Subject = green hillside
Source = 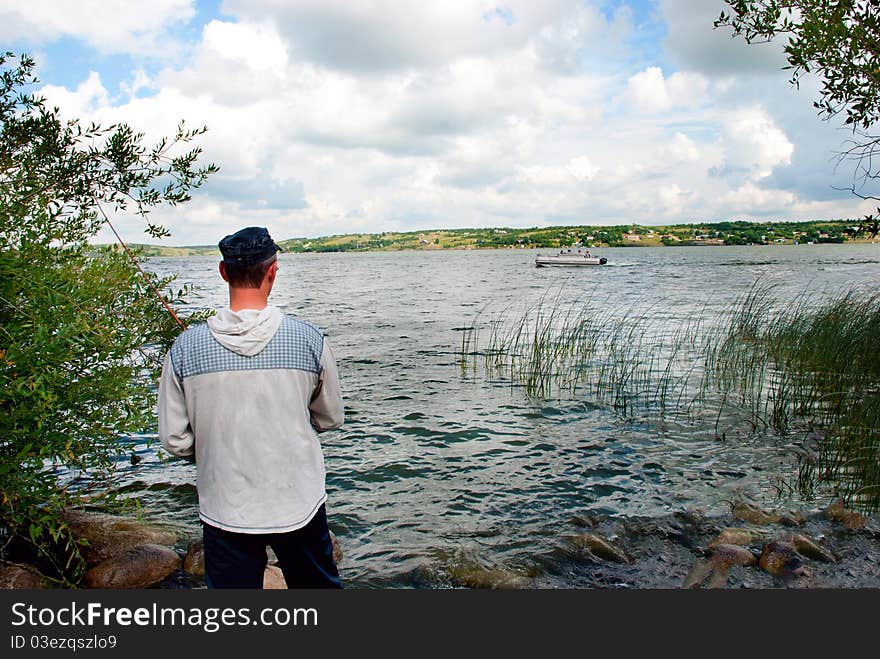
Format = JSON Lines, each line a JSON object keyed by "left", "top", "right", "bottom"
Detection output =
{"left": 277, "top": 219, "right": 867, "bottom": 252}
{"left": 101, "top": 219, "right": 873, "bottom": 256}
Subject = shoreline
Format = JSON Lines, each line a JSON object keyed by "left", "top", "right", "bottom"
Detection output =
{"left": 4, "top": 500, "right": 879, "bottom": 589}
{"left": 115, "top": 239, "right": 880, "bottom": 258}
{"left": 93, "top": 219, "right": 876, "bottom": 256}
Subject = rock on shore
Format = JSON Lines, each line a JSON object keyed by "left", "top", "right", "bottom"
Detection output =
{"left": 184, "top": 539, "right": 205, "bottom": 578}
{"left": 0, "top": 561, "right": 44, "bottom": 589}
{"left": 63, "top": 509, "right": 178, "bottom": 564}
{"left": 82, "top": 544, "right": 181, "bottom": 589}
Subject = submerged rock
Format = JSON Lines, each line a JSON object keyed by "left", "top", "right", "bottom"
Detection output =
{"left": 0, "top": 561, "right": 44, "bottom": 589}
{"left": 435, "top": 548, "right": 532, "bottom": 590}
{"left": 681, "top": 508, "right": 706, "bottom": 525}
{"left": 570, "top": 532, "right": 631, "bottom": 564}
{"left": 82, "top": 544, "right": 181, "bottom": 589}
{"left": 785, "top": 533, "right": 836, "bottom": 563}
{"left": 682, "top": 560, "right": 735, "bottom": 589}
{"left": 732, "top": 502, "right": 800, "bottom": 527}
{"left": 824, "top": 500, "right": 866, "bottom": 530}
{"left": 710, "top": 543, "right": 757, "bottom": 568}
{"left": 448, "top": 564, "right": 531, "bottom": 589}
{"left": 63, "top": 509, "right": 178, "bottom": 565}
{"left": 704, "top": 566, "right": 731, "bottom": 589}
{"left": 708, "top": 528, "right": 762, "bottom": 548}
{"left": 682, "top": 558, "right": 715, "bottom": 589}
{"left": 759, "top": 541, "right": 805, "bottom": 577}
{"left": 682, "top": 544, "right": 755, "bottom": 589}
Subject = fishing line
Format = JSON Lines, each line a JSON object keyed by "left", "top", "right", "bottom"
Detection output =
{"left": 97, "top": 202, "right": 186, "bottom": 331}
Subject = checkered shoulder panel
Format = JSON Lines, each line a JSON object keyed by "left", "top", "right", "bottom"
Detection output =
{"left": 170, "top": 315, "right": 324, "bottom": 380}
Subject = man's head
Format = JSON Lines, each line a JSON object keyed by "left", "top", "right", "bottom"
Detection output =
{"left": 218, "top": 227, "right": 283, "bottom": 289}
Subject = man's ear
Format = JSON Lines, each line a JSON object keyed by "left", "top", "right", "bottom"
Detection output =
{"left": 266, "top": 260, "right": 278, "bottom": 285}
{"left": 219, "top": 261, "right": 229, "bottom": 282}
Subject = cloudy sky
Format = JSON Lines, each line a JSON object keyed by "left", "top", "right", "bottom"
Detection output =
{"left": 1, "top": 0, "right": 873, "bottom": 245}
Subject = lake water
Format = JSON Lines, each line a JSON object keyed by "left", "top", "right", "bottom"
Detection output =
{"left": 128, "top": 244, "right": 880, "bottom": 588}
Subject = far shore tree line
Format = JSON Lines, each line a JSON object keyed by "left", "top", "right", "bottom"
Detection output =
{"left": 274, "top": 220, "right": 863, "bottom": 253}
{"left": 128, "top": 219, "right": 869, "bottom": 256}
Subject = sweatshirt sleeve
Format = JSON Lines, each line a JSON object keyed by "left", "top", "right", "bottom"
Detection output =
{"left": 310, "top": 337, "right": 344, "bottom": 432}
{"left": 157, "top": 351, "right": 195, "bottom": 458}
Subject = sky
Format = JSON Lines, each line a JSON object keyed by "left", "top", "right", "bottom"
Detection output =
{"left": 1, "top": 0, "right": 874, "bottom": 245}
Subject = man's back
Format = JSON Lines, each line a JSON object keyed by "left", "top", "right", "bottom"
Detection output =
{"left": 159, "top": 307, "right": 344, "bottom": 534}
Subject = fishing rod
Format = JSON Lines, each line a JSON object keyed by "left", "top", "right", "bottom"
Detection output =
{"left": 96, "top": 202, "right": 187, "bottom": 331}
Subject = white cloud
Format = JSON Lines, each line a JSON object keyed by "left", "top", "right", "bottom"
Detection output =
{"left": 220, "top": 0, "right": 583, "bottom": 73}
{"left": 720, "top": 107, "right": 794, "bottom": 181}
{"left": 41, "top": 72, "right": 110, "bottom": 117}
{"left": 567, "top": 156, "right": 600, "bottom": 181}
{"left": 717, "top": 182, "right": 797, "bottom": 216}
{"left": 517, "top": 155, "right": 602, "bottom": 190}
{"left": 661, "top": 133, "right": 700, "bottom": 164}
{"left": 654, "top": 183, "right": 693, "bottom": 217}
{"left": 532, "top": 2, "right": 633, "bottom": 74}
{"left": 158, "top": 20, "right": 290, "bottom": 106}
{"left": 624, "top": 67, "right": 709, "bottom": 114}
{"left": 625, "top": 67, "right": 670, "bottom": 113}
{"left": 202, "top": 20, "right": 288, "bottom": 73}
{"left": 0, "top": 0, "right": 195, "bottom": 56}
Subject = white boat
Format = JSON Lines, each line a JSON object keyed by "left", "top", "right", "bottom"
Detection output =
{"left": 535, "top": 246, "right": 607, "bottom": 267}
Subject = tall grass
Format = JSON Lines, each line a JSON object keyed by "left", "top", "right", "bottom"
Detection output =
{"left": 704, "top": 286, "right": 880, "bottom": 511}
{"left": 460, "top": 282, "right": 713, "bottom": 418}
{"left": 458, "top": 282, "right": 880, "bottom": 511}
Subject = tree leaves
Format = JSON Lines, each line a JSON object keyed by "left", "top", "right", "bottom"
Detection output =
{"left": 717, "top": 1, "right": 880, "bottom": 233}
{"left": 0, "top": 52, "right": 215, "bottom": 585}
{"left": 717, "top": 1, "right": 880, "bottom": 132}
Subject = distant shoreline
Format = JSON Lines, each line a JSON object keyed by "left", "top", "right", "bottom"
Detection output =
{"left": 113, "top": 239, "right": 879, "bottom": 257}
{"left": 96, "top": 219, "right": 876, "bottom": 256}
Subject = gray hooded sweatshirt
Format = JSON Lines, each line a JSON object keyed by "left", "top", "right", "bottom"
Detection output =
{"left": 158, "top": 305, "right": 344, "bottom": 534}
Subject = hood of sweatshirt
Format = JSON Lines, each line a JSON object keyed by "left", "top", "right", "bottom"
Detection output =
{"left": 206, "top": 305, "right": 283, "bottom": 356}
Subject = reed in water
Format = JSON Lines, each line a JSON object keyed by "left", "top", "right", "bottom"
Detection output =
{"left": 458, "top": 282, "right": 880, "bottom": 511}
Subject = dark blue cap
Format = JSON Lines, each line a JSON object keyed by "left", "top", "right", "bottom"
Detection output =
{"left": 219, "top": 227, "right": 283, "bottom": 266}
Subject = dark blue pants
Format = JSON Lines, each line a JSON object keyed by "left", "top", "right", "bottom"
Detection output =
{"left": 202, "top": 504, "right": 342, "bottom": 589}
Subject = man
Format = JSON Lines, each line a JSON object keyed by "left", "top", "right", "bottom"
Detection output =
{"left": 158, "top": 226, "right": 344, "bottom": 588}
